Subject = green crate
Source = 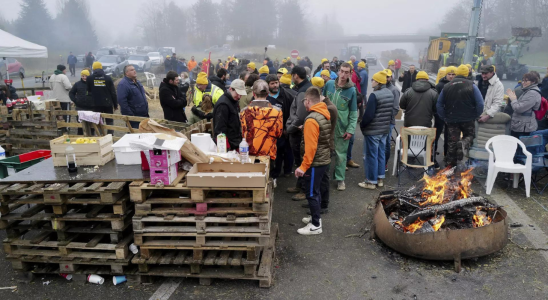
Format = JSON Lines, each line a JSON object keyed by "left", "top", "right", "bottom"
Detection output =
{"left": 0, "top": 151, "right": 51, "bottom": 179}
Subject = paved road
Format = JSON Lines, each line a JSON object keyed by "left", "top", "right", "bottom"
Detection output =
{"left": 0, "top": 62, "right": 547, "bottom": 300}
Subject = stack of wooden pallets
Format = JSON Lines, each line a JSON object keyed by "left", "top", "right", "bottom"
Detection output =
{"left": 127, "top": 175, "right": 277, "bottom": 287}
{"left": 0, "top": 181, "right": 135, "bottom": 276}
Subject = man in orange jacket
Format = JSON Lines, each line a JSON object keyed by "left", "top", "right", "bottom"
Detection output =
{"left": 295, "top": 86, "right": 331, "bottom": 235}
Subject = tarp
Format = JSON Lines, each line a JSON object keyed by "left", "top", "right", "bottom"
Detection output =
{"left": 0, "top": 29, "right": 48, "bottom": 58}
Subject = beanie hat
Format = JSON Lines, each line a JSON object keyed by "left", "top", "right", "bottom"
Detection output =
{"left": 446, "top": 66, "right": 457, "bottom": 75}
{"left": 321, "top": 58, "right": 328, "bottom": 63}
{"left": 196, "top": 72, "right": 209, "bottom": 85}
{"left": 384, "top": 69, "right": 393, "bottom": 77}
{"left": 437, "top": 67, "right": 447, "bottom": 77}
{"left": 203, "top": 58, "right": 207, "bottom": 62}
{"left": 388, "top": 60, "right": 395, "bottom": 66}
{"left": 358, "top": 61, "right": 366, "bottom": 68}
{"left": 372, "top": 71, "right": 388, "bottom": 85}
{"left": 166, "top": 55, "right": 171, "bottom": 59}
{"left": 297, "top": 56, "right": 301, "bottom": 60}
{"left": 311, "top": 77, "right": 325, "bottom": 88}
{"left": 282, "top": 59, "right": 287, "bottom": 63}
{"left": 286, "top": 57, "right": 291, "bottom": 60}
{"left": 456, "top": 65, "right": 469, "bottom": 77}
{"left": 280, "top": 73, "right": 292, "bottom": 85}
{"left": 259, "top": 65, "right": 269, "bottom": 74}
{"left": 347, "top": 61, "right": 354, "bottom": 69}
{"left": 57, "top": 64, "right": 66, "bottom": 71}
{"left": 277, "top": 68, "right": 288, "bottom": 74}
{"left": 416, "top": 71, "right": 429, "bottom": 80}
{"left": 465, "top": 64, "right": 472, "bottom": 69}
{"left": 320, "top": 70, "right": 330, "bottom": 77}
{"left": 92, "top": 61, "right": 102, "bottom": 70}
{"left": 247, "top": 62, "right": 256, "bottom": 70}
{"left": 81, "top": 70, "right": 90, "bottom": 76}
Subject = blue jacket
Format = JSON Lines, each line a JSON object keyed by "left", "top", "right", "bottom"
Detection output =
{"left": 260, "top": 73, "right": 268, "bottom": 80}
{"left": 177, "top": 61, "right": 188, "bottom": 74}
{"left": 117, "top": 76, "right": 149, "bottom": 117}
{"left": 437, "top": 81, "right": 484, "bottom": 122}
{"left": 314, "top": 70, "right": 338, "bottom": 80}
{"left": 359, "top": 69, "right": 368, "bottom": 96}
{"left": 267, "top": 61, "right": 276, "bottom": 74}
{"left": 541, "top": 77, "right": 548, "bottom": 99}
{"left": 67, "top": 55, "right": 77, "bottom": 65}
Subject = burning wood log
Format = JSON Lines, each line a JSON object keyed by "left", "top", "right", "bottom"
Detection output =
{"left": 402, "top": 197, "right": 496, "bottom": 225}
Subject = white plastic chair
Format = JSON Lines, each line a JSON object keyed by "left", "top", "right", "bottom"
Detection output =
{"left": 392, "top": 126, "right": 429, "bottom": 176}
{"left": 144, "top": 72, "right": 156, "bottom": 88}
{"left": 485, "top": 135, "right": 532, "bottom": 197}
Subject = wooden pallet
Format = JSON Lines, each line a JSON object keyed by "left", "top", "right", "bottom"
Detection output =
{"left": 6, "top": 254, "right": 134, "bottom": 275}
{"left": 0, "top": 181, "right": 128, "bottom": 205}
{"left": 128, "top": 223, "right": 277, "bottom": 288}
{"left": 3, "top": 231, "right": 133, "bottom": 260}
{"left": 129, "top": 181, "right": 272, "bottom": 205}
{"left": 0, "top": 204, "right": 133, "bottom": 231}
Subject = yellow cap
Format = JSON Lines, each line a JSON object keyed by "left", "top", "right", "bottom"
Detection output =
{"left": 81, "top": 70, "right": 90, "bottom": 76}
{"left": 437, "top": 67, "right": 447, "bottom": 77}
{"left": 280, "top": 73, "right": 292, "bottom": 85}
{"left": 196, "top": 72, "right": 208, "bottom": 85}
{"left": 311, "top": 77, "right": 325, "bottom": 88}
{"left": 446, "top": 66, "right": 457, "bottom": 75}
{"left": 384, "top": 69, "right": 393, "bottom": 77}
{"left": 282, "top": 59, "right": 287, "bottom": 63}
{"left": 465, "top": 64, "right": 472, "bottom": 69}
{"left": 320, "top": 70, "right": 330, "bottom": 77}
{"left": 228, "top": 56, "right": 231, "bottom": 59}
{"left": 277, "top": 68, "right": 288, "bottom": 74}
{"left": 259, "top": 65, "right": 269, "bottom": 74}
{"left": 92, "top": 61, "right": 102, "bottom": 70}
{"left": 321, "top": 58, "right": 328, "bottom": 63}
{"left": 247, "top": 62, "right": 256, "bottom": 70}
{"left": 166, "top": 55, "right": 171, "bottom": 58}
{"left": 373, "top": 71, "right": 388, "bottom": 85}
{"left": 297, "top": 56, "right": 301, "bottom": 60}
{"left": 347, "top": 61, "right": 353, "bottom": 69}
{"left": 358, "top": 61, "right": 366, "bottom": 68}
{"left": 388, "top": 60, "right": 395, "bottom": 66}
{"left": 416, "top": 71, "right": 429, "bottom": 80}
{"left": 203, "top": 58, "right": 207, "bottom": 62}
{"left": 287, "top": 57, "right": 291, "bottom": 60}
{"left": 456, "top": 64, "right": 469, "bottom": 77}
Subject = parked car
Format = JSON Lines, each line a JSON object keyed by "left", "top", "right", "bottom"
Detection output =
{"left": 222, "top": 44, "right": 231, "bottom": 51}
{"left": 114, "top": 48, "right": 129, "bottom": 61}
{"left": 76, "top": 55, "right": 85, "bottom": 68}
{"left": 158, "top": 48, "right": 172, "bottom": 60}
{"left": 100, "top": 55, "right": 125, "bottom": 75}
{"left": 96, "top": 48, "right": 113, "bottom": 60}
{"left": 0, "top": 58, "right": 25, "bottom": 80}
{"left": 147, "top": 52, "right": 163, "bottom": 65}
{"left": 127, "top": 55, "right": 152, "bottom": 72}
{"left": 365, "top": 54, "right": 377, "bottom": 66}
{"left": 204, "top": 45, "right": 220, "bottom": 53}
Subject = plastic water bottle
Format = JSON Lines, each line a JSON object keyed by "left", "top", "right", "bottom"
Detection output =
{"left": 0, "top": 145, "right": 5, "bottom": 160}
{"left": 239, "top": 139, "right": 249, "bottom": 164}
{"left": 65, "top": 145, "right": 78, "bottom": 173}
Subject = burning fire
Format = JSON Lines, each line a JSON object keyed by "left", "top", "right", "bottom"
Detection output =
{"left": 419, "top": 167, "right": 475, "bottom": 207}
{"left": 459, "top": 168, "right": 474, "bottom": 199}
{"left": 473, "top": 207, "right": 492, "bottom": 227}
{"left": 395, "top": 215, "right": 446, "bottom": 233}
{"left": 431, "top": 215, "right": 445, "bottom": 231}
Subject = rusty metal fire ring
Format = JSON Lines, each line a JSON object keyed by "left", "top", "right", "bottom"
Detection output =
{"left": 372, "top": 201, "right": 509, "bottom": 272}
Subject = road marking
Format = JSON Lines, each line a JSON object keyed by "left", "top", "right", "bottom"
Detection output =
{"left": 477, "top": 177, "right": 548, "bottom": 262}
{"left": 148, "top": 278, "right": 181, "bottom": 300}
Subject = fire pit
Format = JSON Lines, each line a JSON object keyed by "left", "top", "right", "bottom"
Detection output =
{"left": 371, "top": 168, "right": 508, "bottom": 272}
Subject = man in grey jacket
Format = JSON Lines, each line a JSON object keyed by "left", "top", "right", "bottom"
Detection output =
{"left": 49, "top": 65, "right": 72, "bottom": 123}
{"left": 478, "top": 65, "right": 505, "bottom": 123}
{"left": 384, "top": 69, "right": 400, "bottom": 171}
{"left": 399, "top": 71, "right": 438, "bottom": 128}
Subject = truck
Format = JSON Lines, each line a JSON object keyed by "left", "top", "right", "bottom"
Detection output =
{"left": 420, "top": 32, "right": 483, "bottom": 73}
{"left": 340, "top": 46, "right": 361, "bottom": 61}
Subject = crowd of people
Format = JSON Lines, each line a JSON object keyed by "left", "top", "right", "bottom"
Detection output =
{"left": 5, "top": 48, "right": 547, "bottom": 237}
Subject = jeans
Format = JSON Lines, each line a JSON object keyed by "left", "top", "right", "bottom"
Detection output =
{"left": 289, "top": 132, "right": 305, "bottom": 192}
{"left": 303, "top": 165, "right": 329, "bottom": 227}
{"left": 363, "top": 134, "right": 388, "bottom": 184}
{"left": 272, "top": 135, "right": 294, "bottom": 179}
{"left": 347, "top": 134, "right": 355, "bottom": 161}
{"left": 320, "top": 164, "right": 330, "bottom": 208}
{"left": 385, "top": 124, "right": 395, "bottom": 168}
{"left": 69, "top": 64, "right": 75, "bottom": 76}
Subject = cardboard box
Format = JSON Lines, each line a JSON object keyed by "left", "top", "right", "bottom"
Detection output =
{"left": 149, "top": 149, "right": 181, "bottom": 168}
{"left": 150, "top": 163, "right": 178, "bottom": 185}
{"left": 50, "top": 135, "right": 114, "bottom": 167}
{"left": 187, "top": 162, "right": 268, "bottom": 188}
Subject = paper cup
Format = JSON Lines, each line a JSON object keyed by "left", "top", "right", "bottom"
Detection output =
{"left": 129, "top": 243, "right": 139, "bottom": 254}
{"left": 113, "top": 275, "right": 127, "bottom": 285}
{"left": 59, "top": 273, "right": 73, "bottom": 280}
{"left": 87, "top": 274, "right": 104, "bottom": 285}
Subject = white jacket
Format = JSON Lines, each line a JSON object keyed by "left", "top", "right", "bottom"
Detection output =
{"left": 483, "top": 73, "right": 505, "bottom": 117}
{"left": 49, "top": 72, "right": 72, "bottom": 103}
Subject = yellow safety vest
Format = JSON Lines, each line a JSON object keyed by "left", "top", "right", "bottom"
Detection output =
{"left": 193, "top": 85, "right": 224, "bottom": 106}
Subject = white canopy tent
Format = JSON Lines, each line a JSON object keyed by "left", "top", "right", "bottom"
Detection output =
{"left": 0, "top": 29, "right": 48, "bottom": 80}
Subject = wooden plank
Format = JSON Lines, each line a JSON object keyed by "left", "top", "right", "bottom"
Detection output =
{"left": 21, "top": 204, "right": 46, "bottom": 218}
{"left": 85, "top": 235, "right": 104, "bottom": 248}
{"left": 204, "top": 250, "right": 218, "bottom": 265}
{"left": 85, "top": 183, "right": 104, "bottom": 191}
{"left": 9, "top": 128, "right": 61, "bottom": 137}
{"left": 216, "top": 251, "right": 230, "bottom": 266}
{"left": 68, "top": 183, "right": 87, "bottom": 192}
{"left": 104, "top": 182, "right": 126, "bottom": 192}
{"left": 159, "top": 251, "right": 177, "bottom": 265}
{"left": 6, "top": 183, "right": 29, "bottom": 193}
{"left": 230, "top": 251, "right": 244, "bottom": 266}
{"left": 85, "top": 205, "right": 105, "bottom": 218}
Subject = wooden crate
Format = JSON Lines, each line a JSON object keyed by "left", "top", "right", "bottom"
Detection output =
{"left": 49, "top": 134, "right": 114, "bottom": 166}
{"left": 127, "top": 223, "right": 278, "bottom": 288}
{"left": 6, "top": 255, "right": 134, "bottom": 275}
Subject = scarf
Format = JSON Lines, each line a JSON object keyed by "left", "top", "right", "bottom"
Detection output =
{"left": 54, "top": 70, "right": 63, "bottom": 75}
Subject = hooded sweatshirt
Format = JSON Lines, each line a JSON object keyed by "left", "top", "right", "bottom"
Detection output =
{"left": 300, "top": 102, "right": 332, "bottom": 172}
{"left": 399, "top": 80, "right": 438, "bottom": 127}
{"left": 49, "top": 70, "right": 72, "bottom": 103}
{"left": 322, "top": 77, "right": 358, "bottom": 136}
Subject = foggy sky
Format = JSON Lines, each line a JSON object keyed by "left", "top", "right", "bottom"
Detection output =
{"left": 3, "top": 0, "right": 457, "bottom": 45}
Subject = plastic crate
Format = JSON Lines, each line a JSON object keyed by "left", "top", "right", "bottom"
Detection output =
{"left": 0, "top": 150, "right": 51, "bottom": 179}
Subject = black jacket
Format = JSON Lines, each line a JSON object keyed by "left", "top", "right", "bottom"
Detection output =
{"left": 159, "top": 79, "right": 187, "bottom": 123}
{"left": 191, "top": 106, "right": 213, "bottom": 121}
{"left": 292, "top": 78, "right": 312, "bottom": 94}
{"left": 398, "top": 70, "right": 417, "bottom": 93}
{"left": 87, "top": 69, "right": 117, "bottom": 108}
{"left": 441, "top": 76, "right": 479, "bottom": 123}
{"left": 435, "top": 77, "right": 450, "bottom": 94}
{"left": 267, "top": 87, "right": 297, "bottom": 131}
{"left": 400, "top": 80, "right": 438, "bottom": 127}
{"left": 208, "top": 75, "right": 226, "bottom": 93}
{"left": 69, "top": 80, "right": 94, "bottom": 109}
{"left": 213, "top": 92, "right": 242, "bottom": 151}
{"left": 171, "top": 57, "right": 177, "bottom": 71}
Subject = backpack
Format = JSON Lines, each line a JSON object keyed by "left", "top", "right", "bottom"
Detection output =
{"left": 532, "top": 89, "right": 548, "bottom": 120}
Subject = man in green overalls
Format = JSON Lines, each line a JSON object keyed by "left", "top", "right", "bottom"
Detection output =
{"left": 322, "top": 62, "right": 358, "bottom": 191}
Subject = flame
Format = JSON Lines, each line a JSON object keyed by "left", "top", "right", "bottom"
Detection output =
{"left": 431, "top": 215, "right": 446, "bottom": 231}
{"left": 420, "top": 168, "right": 449, "bottom": 206}
{"left": 473, "top": 207, "right": 492, "bottom": 227}
{"left": 395, "top": 218, "right": 427, "bottom": 233}
{"left": 459, "top": 168, "right": 474, "bottom": 199}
